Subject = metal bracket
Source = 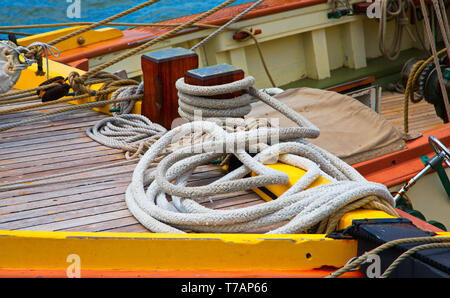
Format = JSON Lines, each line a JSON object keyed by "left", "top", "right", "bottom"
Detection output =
{"left": 421, "top": 154, "right": 450, "bottom": 199}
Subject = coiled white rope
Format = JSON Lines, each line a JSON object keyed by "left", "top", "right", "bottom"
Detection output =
{"left": 86, "top": 113, "right": 167, "bottom": 160}
{"left": 110, "top": 82, "right": 144, "bottom": 115}
{"left": 123, "top": 77, "right": 397, "bottom": 234}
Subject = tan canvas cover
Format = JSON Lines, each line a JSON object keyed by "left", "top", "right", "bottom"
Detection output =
{"left": 246, "top": 87, "right": 406, "bottom": 165}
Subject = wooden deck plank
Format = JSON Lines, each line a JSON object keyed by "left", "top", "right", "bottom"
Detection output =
{"left": 379, "top": 91, "right": 443, "bottom": 133}
{"left": 0, "top": 89, "right": 445, "bottom": 234}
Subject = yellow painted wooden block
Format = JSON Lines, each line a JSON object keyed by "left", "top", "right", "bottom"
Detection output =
{"left": 251, "top": 163, "right": 330, "bottom": 202}
{"left": 251, "top": 162, "right": 398, "bottom": 231}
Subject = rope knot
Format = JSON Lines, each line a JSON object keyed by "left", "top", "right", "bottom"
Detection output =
{"left": 24, "top": 46, "right": 44, "bottom": 76}
{"left": 67, "top": 71, "right": 94, "bottom": 95}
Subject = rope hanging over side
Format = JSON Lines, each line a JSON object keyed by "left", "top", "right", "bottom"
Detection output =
{"left": 378, "top": 0, "right": 427, "bottom": 61}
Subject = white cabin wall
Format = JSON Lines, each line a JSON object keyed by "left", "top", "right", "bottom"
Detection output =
{"left": 245, "top": 34, "right": 307, "bottom": 88}
{"left": 87, "top": 2, "right": 437, "bottom": 86}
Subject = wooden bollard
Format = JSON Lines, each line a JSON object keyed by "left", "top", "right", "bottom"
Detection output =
{"left": 141, "top": 47, "right": 198, "bottom": 129}
{"left": 184, "top": 64, "right": 244, "bottom": 99}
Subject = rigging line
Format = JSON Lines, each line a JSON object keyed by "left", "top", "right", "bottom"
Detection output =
{"left": 26, "top": 42, "right": 61, "bottom": 80}
{"left": 190, "top": 0, "right": 266, "bottom": 51}
{"left": 419, "top": 0, "right": 450, "bottom": 121}
{"left": 78, "top": 0, "right": 238, "bottom": 83}
{"left": 381, "top": 242, "right": 450, "bottom": 278}
{"left": 0, "top": 94, "right": 142, "bottom": 132}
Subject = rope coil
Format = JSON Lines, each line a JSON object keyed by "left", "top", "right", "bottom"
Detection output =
{"left": 122, "top": 76, "right": 397, "bottom": 234}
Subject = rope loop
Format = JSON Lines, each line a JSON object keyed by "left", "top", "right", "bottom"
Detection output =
{"left": 113, "top": 77, "right": 397, "bottom": 234}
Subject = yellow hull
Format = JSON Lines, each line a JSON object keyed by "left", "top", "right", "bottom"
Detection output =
{"left": 4, "top": 1, "right": 450, "bottom": 278}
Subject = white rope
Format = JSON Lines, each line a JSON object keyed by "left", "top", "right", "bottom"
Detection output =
{"left": 27, "top": 42, "right": 61, "bottom": 80}
{"left": 110, "top": 82, "right": 144, "bottom": 115}
{"left": 86, "top": 113, "right": 167, "bottom": 160}
{"left": 124, "top": 77, "right": 396, "bottom": 234}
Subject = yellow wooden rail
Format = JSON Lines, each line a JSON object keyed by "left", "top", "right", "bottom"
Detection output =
{"left": 17, "top": 26, "right": 123, "bottom": 52}
{"left": 0, "top": 230, "right": 356, "bottom": 274}
{"left": 14, "top": 58, "right": 142, "bottom": 115}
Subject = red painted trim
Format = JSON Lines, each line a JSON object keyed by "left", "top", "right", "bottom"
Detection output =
{"left": 67, "top": 58, "right": 89, "bottom": 71}
{"left": 396, "top": 209, "right": 445, "bottom": 233}
{"left": 352, "top": 123, "right": 450, "bottom": 187}
{"left": 326, "top": 76, "right": 375, "bottom": 93}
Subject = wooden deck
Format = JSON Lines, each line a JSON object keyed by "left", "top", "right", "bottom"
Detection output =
{"left": 380, "top": 91, "right": 443, "bottom": 134}
{"left": 0, "top": 99, "right": 264, "bottom": 233}
{"left": 0, "top": 91, "right": 444, "bottom": 233}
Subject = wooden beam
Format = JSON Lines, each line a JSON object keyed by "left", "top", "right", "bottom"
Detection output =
{"left": 304, "top": 29, "right": 330, "bottom": 80}
{"left": 342, "top": 20, "right": 367, "bottom": 69}
{"left": 141, "top": 47, "right": 198, "bottom": 129}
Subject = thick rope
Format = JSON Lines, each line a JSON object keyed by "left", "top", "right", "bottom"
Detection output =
{"left": 176, "top": 76, "right": 258, "bottom": 121}
{"left": 0, "top": 94, "right": 142, "bottom": 131}
{"left": 402, "top": 48, "right": 447, "bottom": 136}
{"left": 123, "top": 76, "right": 396, "bottom": 234}
{"left": 86, "top": 113, "right": 168, "bottom": 160}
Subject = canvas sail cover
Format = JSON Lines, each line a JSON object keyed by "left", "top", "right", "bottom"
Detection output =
{"left": 247, "top": 87, "right": 406, "bottom": 165}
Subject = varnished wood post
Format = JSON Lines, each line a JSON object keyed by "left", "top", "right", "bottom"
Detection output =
{"left": 184, "top": 64, "right": 244, "bottom": 99}
{"left": 141, "top": 47, "right": 198, "bottom": 129}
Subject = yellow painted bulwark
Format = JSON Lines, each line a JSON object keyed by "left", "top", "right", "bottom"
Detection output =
{"left": 14, "top": 59, "right": 141, "bottom": 115}
{"left": 0, "top": 230, "right": 356, "bottom": 272}
{"left": 17, "top": 26, "right": 124, "bottom": 52}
